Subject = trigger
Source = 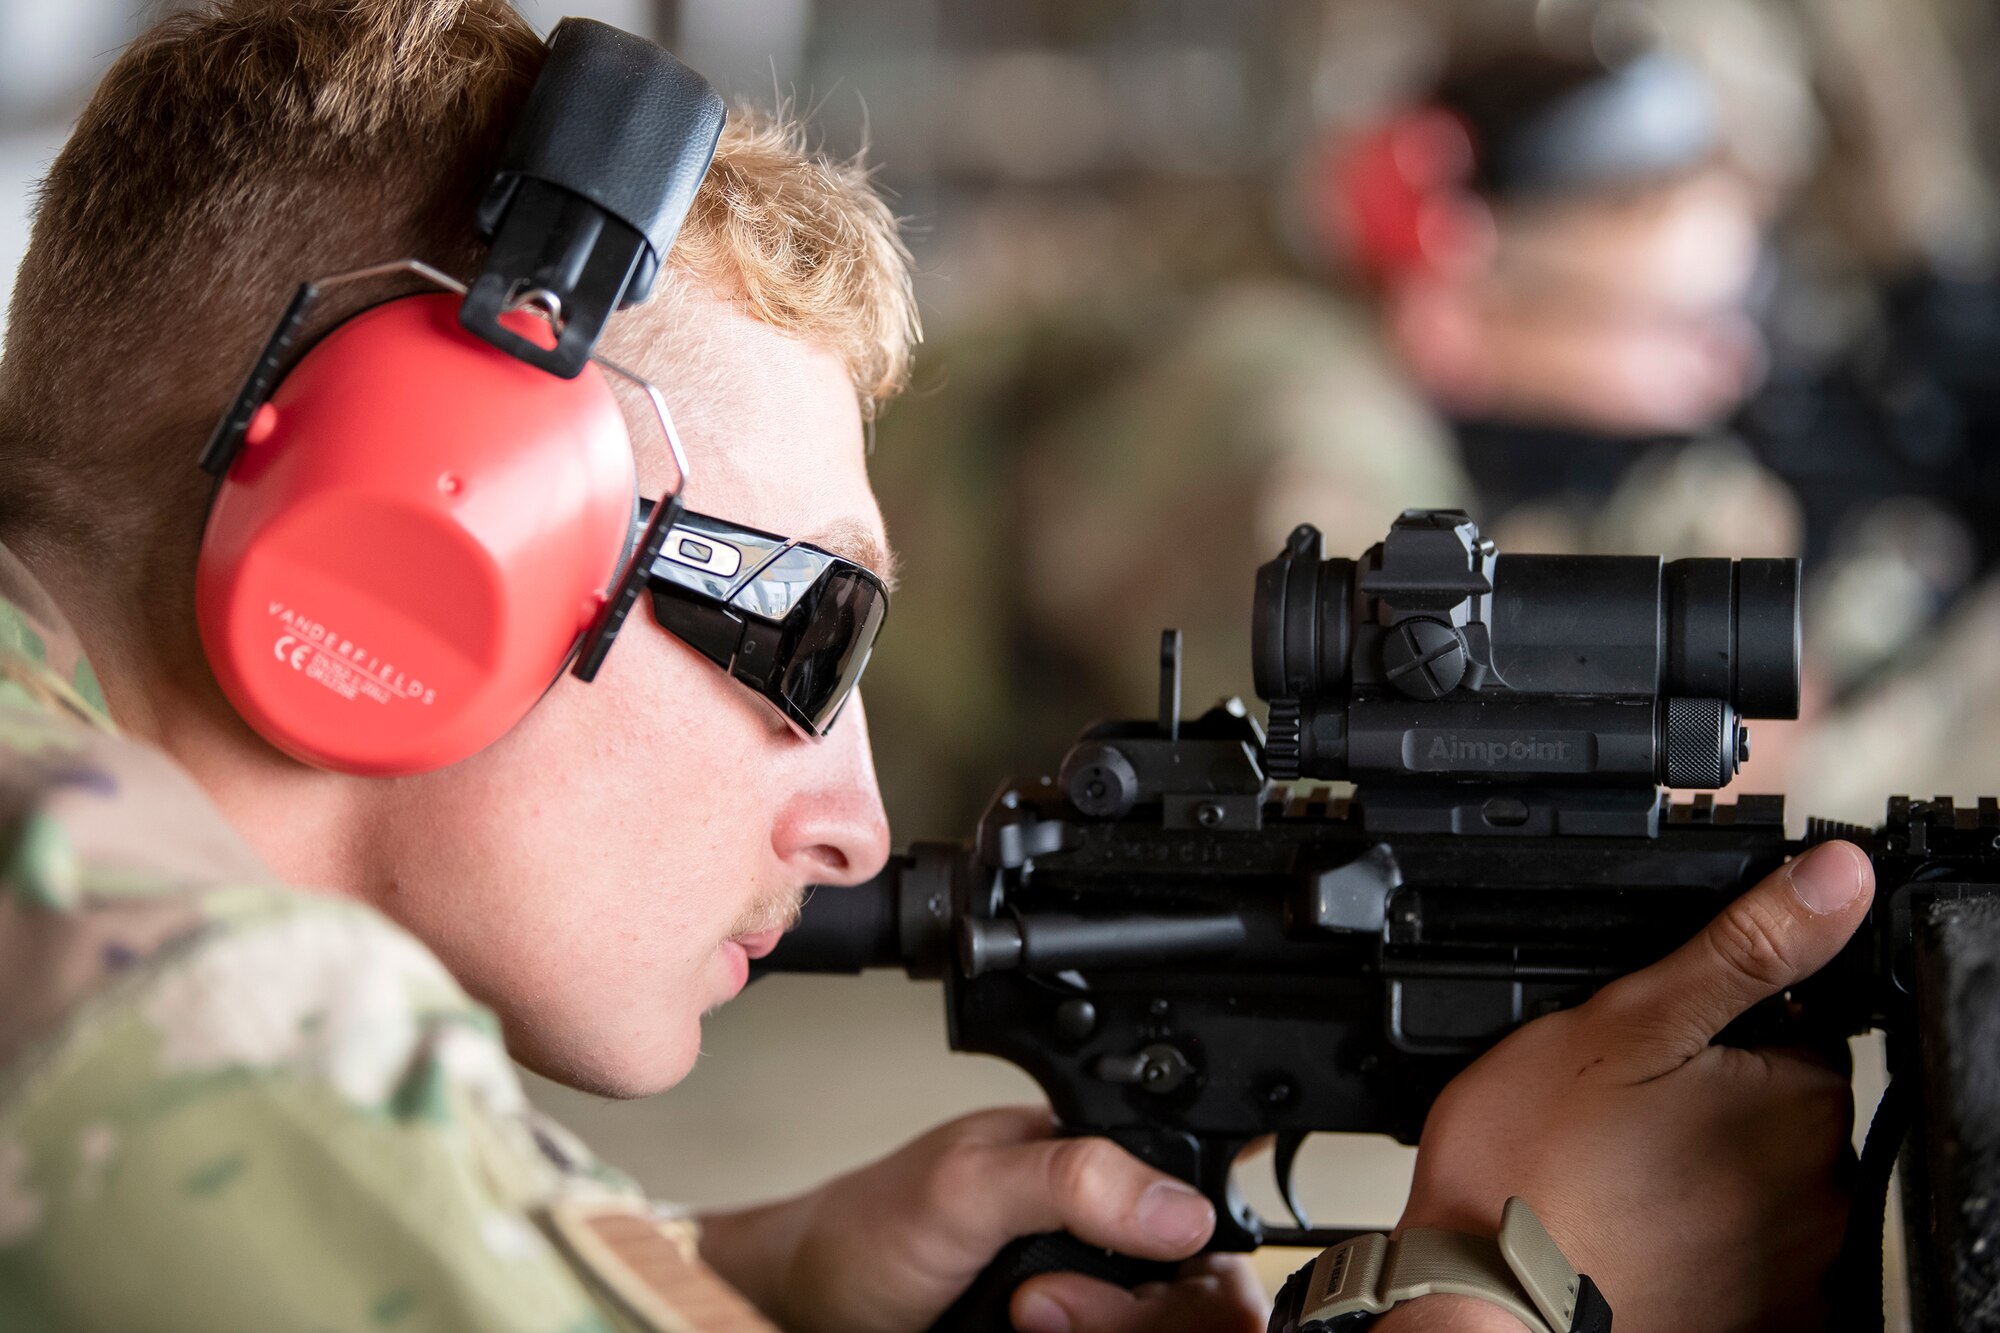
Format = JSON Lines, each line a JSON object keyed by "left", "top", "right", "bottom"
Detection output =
{"left": 1274, "top": 1131, "right": 1310, "bottom": 1231}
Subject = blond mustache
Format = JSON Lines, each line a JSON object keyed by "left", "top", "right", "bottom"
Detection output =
{"left": 727, "top": 883, "right": 809, "bottom": 940}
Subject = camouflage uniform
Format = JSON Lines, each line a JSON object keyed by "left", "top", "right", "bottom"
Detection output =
{"left": 0, "top": 543, "right": 769, "bottom": 1331}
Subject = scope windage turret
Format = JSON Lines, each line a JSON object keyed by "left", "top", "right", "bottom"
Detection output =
{"left": 1253, "top": 510, "right": 1800, "bottom": 788}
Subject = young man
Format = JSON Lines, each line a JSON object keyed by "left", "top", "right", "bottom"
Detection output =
{"left": 868, "top": 48, "right": 1810, "bottom": 830}
{"left": 0, "top": 4, "right": 1873, "bottom": 1331}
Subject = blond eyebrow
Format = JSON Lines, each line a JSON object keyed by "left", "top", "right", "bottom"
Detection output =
{"left": 804, "top": 518, "right": 900, "bottom": 591}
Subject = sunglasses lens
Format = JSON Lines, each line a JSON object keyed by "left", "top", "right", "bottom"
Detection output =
{"left": 773, "top": 568, "right": 886, "bottom": 733}
{"left": 647, "top": 505, "right": 890, "bottom": 737}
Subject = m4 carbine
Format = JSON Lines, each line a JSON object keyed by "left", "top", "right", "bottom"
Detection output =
{"left": 755, "top": 510, "right": 2000, "bottom": 1333}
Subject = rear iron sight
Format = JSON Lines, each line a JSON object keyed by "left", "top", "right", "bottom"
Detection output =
{"left": 1253, "top": 510, "right": 1800, "bottom": 789}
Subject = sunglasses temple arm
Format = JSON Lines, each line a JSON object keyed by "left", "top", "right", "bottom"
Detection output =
{"left": 572, "top": 490, "right": 684, "bottom": 683}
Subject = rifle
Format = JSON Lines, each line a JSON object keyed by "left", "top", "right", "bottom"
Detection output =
{"left": 754, "top": 509, "right": 2000, "bottom": 1332}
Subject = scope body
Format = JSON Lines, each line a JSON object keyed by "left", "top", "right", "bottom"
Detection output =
{"left": 1255, "top": 510, "right": 1800, "bottom": 789}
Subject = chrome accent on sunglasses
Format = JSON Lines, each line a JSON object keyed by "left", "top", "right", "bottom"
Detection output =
{"left": 663, "top": 527, "right": 744, "bottom": 579}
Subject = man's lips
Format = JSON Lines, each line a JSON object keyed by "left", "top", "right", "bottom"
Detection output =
{"left": 731, "top": 928, "right": 785, "bottom": 961}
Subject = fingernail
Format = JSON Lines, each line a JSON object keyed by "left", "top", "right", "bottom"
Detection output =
{"left": 1789, "top": 843, "right": 1864, "bottom": 916}
{"left": 1137, "top": 1179, "right": 1213, "bottom": 1248}
{"left": 1015, "top": 1291, "right": 1071, "bottom": 1333}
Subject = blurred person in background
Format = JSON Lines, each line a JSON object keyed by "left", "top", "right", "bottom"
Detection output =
{"left": 870, "top": 0, "right": 2000, "bottom": 841}
{"left": 1024, "top": 42, "right": 1800, "bottom": 714}
{"left": 871, "top": 34, "right": 1808, "bottom": 840}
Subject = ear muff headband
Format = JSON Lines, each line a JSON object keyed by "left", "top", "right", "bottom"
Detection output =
{"left": 196, "top": 18, "right": 720, "bottom": 776}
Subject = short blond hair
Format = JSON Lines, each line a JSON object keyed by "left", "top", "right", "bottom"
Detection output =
{"left": 0, "top": 0, "right": 916, "bottom": 589}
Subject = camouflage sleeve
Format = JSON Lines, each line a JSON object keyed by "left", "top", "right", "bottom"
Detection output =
{"left": 0, "top": 545, "right": 112, "bottom": 727}
{"left": 0, "top": 543, "right": 771, "bottom": 1332}
{"left": 0, "top": 889, "right": 675, "bottom": 1333}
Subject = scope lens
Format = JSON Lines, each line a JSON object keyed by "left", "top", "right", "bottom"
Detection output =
{"left": 1252, "top": 527, "right": 1354, "bottom": 702}
{"left": 1662, "top": 557, "right": 1800, "bottom": 720}
{"left": 1732, "top": 558, "right": 1801, "bottom": 719}
{"left": 1251, "top": 547, "right": 1296, "bottom": 702}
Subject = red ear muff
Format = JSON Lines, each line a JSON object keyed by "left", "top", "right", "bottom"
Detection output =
{"left": 1313, "top": 107, "right": 1491, "bottom": 282}
{"left": 196, "top": 292, "right": 636, "bottom": 776}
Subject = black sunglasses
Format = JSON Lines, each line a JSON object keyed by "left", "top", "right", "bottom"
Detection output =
{"left": 634, "top": 499, "right": 888, "bottom": 737}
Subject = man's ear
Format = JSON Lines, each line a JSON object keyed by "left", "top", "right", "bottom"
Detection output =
{"left": 1383, "top": 272, "right": 1495, "bottom": 416}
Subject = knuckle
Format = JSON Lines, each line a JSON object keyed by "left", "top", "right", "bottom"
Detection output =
{"left": 1705, "top": 897, "right": 1798, "bottom": 993}
{"left": 1045, "top": 1137, "right": 1125, "bottom": 1209}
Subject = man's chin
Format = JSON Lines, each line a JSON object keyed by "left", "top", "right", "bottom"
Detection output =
{"left": 510, "top": 1015, "right": 703, "bottom": 1100}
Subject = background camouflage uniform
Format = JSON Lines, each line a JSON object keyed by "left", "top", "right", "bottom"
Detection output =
{"left": 0, "top": 542, "right": 769, "bottom": 1332}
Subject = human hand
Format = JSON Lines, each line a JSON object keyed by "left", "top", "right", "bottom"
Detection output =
{"left": 1383, "top": 840, "right": 1873, "bottom": 1333}
{"left": 697, "top": 1106, "right": 1266, "bottom": 1333}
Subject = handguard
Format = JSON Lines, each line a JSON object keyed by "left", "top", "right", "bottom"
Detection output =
{"left": 1267, "top": 1197, "right": 1613, "bottom": 1332}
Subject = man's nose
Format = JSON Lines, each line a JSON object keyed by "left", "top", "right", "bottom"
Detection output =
{"left": 770, "top": 693, "right": 892, "bottom": 886}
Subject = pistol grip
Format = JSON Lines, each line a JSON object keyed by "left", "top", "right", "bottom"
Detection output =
{"left": 928, "top": 1233, "right": 1177, "bottom": 1333}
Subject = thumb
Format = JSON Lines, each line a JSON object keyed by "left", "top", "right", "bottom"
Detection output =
{"left": 1589, "top": 839, "right": 1873, "bottom": 1073}
{"left": 969, "top": 1136, "right": 1216, "bottom": 1264}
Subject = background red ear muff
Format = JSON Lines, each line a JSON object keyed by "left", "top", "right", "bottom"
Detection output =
{"left": 1312, "top": 107, "right": 1492, "bottom": 282}
{"left": 195, "top": 291, "right": 637, "bottom": 776}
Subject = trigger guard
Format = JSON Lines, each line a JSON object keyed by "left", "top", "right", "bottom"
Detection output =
{"left": 1274, "top": 1131, "right": 1312, "bottom": 1231}
{"left": 1089, "top": 1124, "right": 1264, "bottom": 1250}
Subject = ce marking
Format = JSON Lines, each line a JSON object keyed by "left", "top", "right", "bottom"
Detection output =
{"left": 273, "top": 635, "right": 311, "bottom": 670}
